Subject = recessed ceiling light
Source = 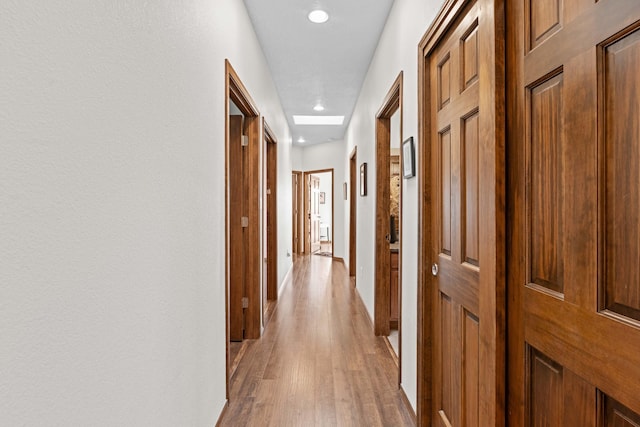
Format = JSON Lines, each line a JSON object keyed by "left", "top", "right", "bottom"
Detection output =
{"left": 308, "top": 10, "right": 329, "bottom": 24}
{"left": 313, "top": 104, "right": 325, "bottom": 112}
{"left": 293, "top": 115, "right": 344, "bottom": 125}
{"left": 298, "top": 137, "right": 306, "bottom": 143}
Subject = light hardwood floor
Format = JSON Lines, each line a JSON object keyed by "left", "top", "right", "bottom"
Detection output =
{"left": 219, "top": 255, "right": 415, "bottom": 426}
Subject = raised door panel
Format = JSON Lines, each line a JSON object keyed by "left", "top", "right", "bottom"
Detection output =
{"left": 507, "top": 0, "right": 640, "bottom": 425}
{"left": 529, "top": 74, "right": 564, "bottom": 295}
{"left": 440, "top": 128, "right": 453, "bottom": 256}
{"left": 603, "top": 28, "right": 640, "bottom": 322}
{"left": 463, "top": 111, "right": 479, "bottom": 266}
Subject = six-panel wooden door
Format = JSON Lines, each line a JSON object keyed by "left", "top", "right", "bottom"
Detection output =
{"left": 507, "top": 0, "right": 640, "bottom": 424}
{"left": 428, "top": 0, "right": 505, "bottom": 426}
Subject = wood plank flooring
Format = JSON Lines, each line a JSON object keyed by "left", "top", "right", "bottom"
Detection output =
{"left": 219, "top": 255, "right": 416, "bottom": 427}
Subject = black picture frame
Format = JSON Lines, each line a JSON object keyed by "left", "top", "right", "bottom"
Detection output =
{"left": 402, "top": 136, "right": 415, "bottom": 179}
{"left": 360, "top": 163, "right": 367, "bottom": 196}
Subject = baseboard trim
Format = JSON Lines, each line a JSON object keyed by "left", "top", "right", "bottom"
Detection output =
{"left": 278, "top": 262, "right": 294, "bottom": 300}
{"left": 333, "top": 256, "right": 345, "bottom": 264}
{"left": 215, "top": 400, "right": 229, "bottom": 427}
{"left": 399, "top": 385, "right": 417, "bottom": 424}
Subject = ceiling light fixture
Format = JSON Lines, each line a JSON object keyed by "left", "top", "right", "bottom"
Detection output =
{"left": 308, "top": 10, "right": 329, "bottom": 24}
{"left": 293, "top": 115, "right": 344, "bottom": 125}
{"left": 298, "top": 137, "right": 306, "bottom": 143}
{"left": 313, "top": 104, "right": 325, "bottom": 112}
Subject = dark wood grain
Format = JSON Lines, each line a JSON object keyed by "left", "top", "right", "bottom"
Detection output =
{"left": 218, "top": 255, "right": 416, "bottom": 427}
{"left": 229, "top": 114, "right": 244, "bottom": 342}
{"left": 418, "top": 0, "right": 506, "bottom": 425}
{"left": 507, "top": 3, "right": 640, "bottom": 425}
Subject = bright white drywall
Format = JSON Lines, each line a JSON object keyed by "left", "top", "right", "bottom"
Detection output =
{"left": 342, "top": 0, "right": 446, "bottom": 411}
{"left": 298, "top": 140, "right": 347, "bottom": 260}
{"left": 0, "top": 1, "right": 291, "bottom": 425}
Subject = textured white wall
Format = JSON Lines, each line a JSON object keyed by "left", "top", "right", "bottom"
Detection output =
{"left": 0, "top": 0, "right": 291, "bottom": 425}
{"left": 343, "top": 0, "right": 445, "bottom": 411}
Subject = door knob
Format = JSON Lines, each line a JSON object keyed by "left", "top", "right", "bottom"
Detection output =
{"left": 431, "top": 263, "right": 439, "bottom": 276}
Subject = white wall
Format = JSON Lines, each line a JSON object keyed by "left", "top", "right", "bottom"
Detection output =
{"left": 342, "top": 0, "right": 446, "bottom": 411}
{"left": 298, "top": 140, "right": 347, "bottom": 260}
{"left": 0, "top": 1, "right": 291, "bottom": 425}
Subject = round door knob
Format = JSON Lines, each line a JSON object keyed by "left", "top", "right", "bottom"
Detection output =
{"left": 431, "top": 263, "right": 439, "bottom": 276}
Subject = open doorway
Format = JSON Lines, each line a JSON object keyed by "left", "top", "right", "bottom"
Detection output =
{"left": 349, "top": 147, "right": 357, "bottom": 283}
{"left": 374, "top": 72, "right": 403, "bottom": 380}
{"left": 263, "top": 120, "right": 277, "bottom": 326}
{"left": 225, "top": 60, "right": 262, "bottom": 398}
{"left": 304, "top": 169, "right": 334, "bottom": 257}
{"left": 292, "top": 171, "right": 303, "bottom": 255}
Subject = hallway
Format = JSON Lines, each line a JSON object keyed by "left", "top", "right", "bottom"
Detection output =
{"left": 219, "top": 256, "right": 415, "bottom": 426}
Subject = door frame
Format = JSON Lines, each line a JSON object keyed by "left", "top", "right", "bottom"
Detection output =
{"left": 374, "top": 72, "right": 403, "bottom": 337}
{"left": 303, "top": 168, "right": 334, "bottom": 257}
{"left": 292, "top": 170, "right": 303, "bottom": 254}
{"left": 349, "top": 147, "right": 357, "bottom": 279}
{"left": 263, "top": 119, "right": 277, "bottom": 325}
{"left": 224, "top": 59, "right": 262, "bottom": 399}
{"left": 416, "top": 0, "right": 506, "bottom": 424}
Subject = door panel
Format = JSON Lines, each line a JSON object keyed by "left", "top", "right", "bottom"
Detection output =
{"left": 431, "top": 2, "right": 481, "bottom": 426}
{"left": 508, "top": 0, "right": 640, "bottom": 424}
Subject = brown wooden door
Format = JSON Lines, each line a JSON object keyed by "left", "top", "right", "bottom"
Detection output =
{"left": 507, "top": 0, "right": 640, "bottom": 425}
{"left": 310, "top": 175, "right": 321, "bottom": 253}
{"left": 423, "top": 0, "right": 505, "bottom": 424}
{"left": 430, "top": 4, "right": 481, "bottom": 425}
{"left": 229, "top": 115, "right": 245, "bottom": 342}
{"left": 349, "top": 151, "right": 357, "bottom": 277}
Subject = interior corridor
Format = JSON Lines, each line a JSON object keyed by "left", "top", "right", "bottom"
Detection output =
{"left": 219, "top": 255, "right": 415, "bottom": 426}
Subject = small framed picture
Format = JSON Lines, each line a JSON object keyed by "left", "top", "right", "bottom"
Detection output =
{"left": 402, "top": 136, "right": 415, "bottom": 179}
{"left": 319, "top": 192, "right": 326, "bottom": 204}
{"left": 360, "top": 163, "right": 367, "bottom": 196}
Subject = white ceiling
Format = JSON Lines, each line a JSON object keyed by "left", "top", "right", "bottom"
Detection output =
{"left": 243, "top": 0, "right": 395, "bottom": 146}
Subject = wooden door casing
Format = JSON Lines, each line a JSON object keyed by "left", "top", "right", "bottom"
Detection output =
{"left": 507, "top": 0, "right": 640, "bottom": 425}
{"left": 418, "top": 0, "right": 505, "bottom": 425}
{"left": 349, "top": 148, "right": 357, "bottom": 278}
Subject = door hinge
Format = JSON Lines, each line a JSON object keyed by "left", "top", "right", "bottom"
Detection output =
{"left": 242, "top": 297, "right": 249, "bottom": 309}
{"left": 241, "top": 216, "right": 249, "bottom": 228}
{"left": 267, "top": 188, "right": 271, "bottom": 195}
{"left": 241, "top": 135, "right": 249, "bottom": 147}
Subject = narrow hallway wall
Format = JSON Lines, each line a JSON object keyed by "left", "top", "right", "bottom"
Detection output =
{"left": 0, "top": 1, "right": 291, "bottom": 425}
{"left": 343, "top": 0, "right": 446, "bottom": 412}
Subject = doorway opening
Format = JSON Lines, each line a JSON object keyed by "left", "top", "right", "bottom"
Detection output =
{"left": 304, "top": 169, "right": 334, "bottom": 257}
{"left": 373, "top": 72, "right": 404, "bottom": 380}
{"left": 225, "top": 60, "right": 262, "bottom": 398}
{"left": 263, "top": 120, "right": 277, "bottom": 326}
{"left": 349, "top": 147, "right": 357, "bottom": 283}
{"left": 292, "top": 171, "right": 303, "bottom": 255}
